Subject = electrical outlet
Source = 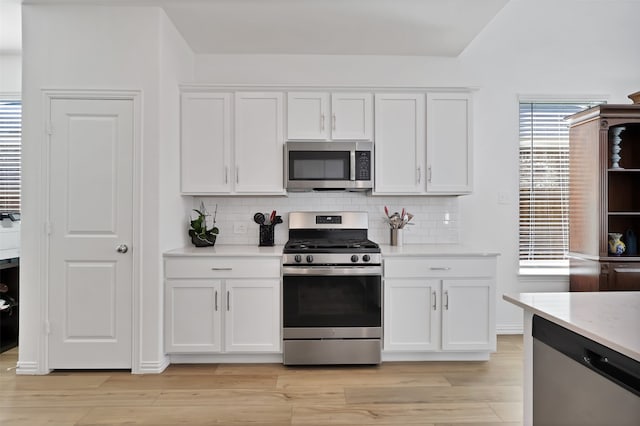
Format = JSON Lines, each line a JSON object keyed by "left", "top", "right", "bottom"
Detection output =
{"left": 233, "top": 223, "right": 247, "bottom": 234}
{"left": 498, "top": 192, "right": 510, "bottom": 205}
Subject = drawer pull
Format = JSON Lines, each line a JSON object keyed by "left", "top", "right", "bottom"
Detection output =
{"left": 211, "top": 267, "right": 233, "bottom": 271}
{"left": 227, "top": 291, "right": 230, "bottom": 311}
{"left": 214, "top": 291, "right": 218, "bottom": 311}
{"left": 432, "top": 291, "right": 437, "bottom": 310}
{"left": 444, "top": 291, "right": 449, "bottom": 310}
{"left": 429, "top": 267, "right": 451, "bottom": 271}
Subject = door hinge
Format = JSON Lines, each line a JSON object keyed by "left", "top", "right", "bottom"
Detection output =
{"left": 46, "top": 122, "right": 53, "bottom": 136}
{"left": 44, "top": 321, "right": 51, "bottom": 335}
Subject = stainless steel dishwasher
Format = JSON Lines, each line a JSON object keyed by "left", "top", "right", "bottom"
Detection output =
{"left": 532, "top": 315, "right": 640, "bottom": 426}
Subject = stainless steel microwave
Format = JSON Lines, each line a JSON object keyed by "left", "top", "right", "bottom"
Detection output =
{"left": 285, "top": 141, "right": 373, "bottom": 192}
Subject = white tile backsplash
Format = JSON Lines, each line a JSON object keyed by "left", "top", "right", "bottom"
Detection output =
{"left": 190, "top": 193, "right": 459, "bottom": 246}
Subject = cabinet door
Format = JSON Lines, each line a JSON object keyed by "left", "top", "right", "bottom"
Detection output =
{"left": 426, "top": 92, "right": 472, "bottom": 194}
{"left": 441, "top": 279, "right": 495, "bottom": 351}
{"left": 384, "top": 279, "right": 439, "bottom": 351}
{"left": 331, "top": 92, "right": 373, "bottom": 140}
{"left": 224, "top": 279, "right": 280, "bottom": 352}
{"left": 165, "top": 280, "right": 222, "bottom": 353}
{"left": 374, "top": 93, "right": 425, "bottom": 194}
{"left": 234, "top": 92, "right": 285, "bottom": 194}
{"left": 287, "top": 92, "right": 330, "bottom": 140}
{"left": 180, "top": 92, "right": 232, "bottom": 194}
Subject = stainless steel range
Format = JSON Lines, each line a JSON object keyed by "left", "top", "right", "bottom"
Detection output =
{"left": 282, "top": 211, "right": 382, "bottom": 365}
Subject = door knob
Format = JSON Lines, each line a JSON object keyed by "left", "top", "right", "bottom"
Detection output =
{"left": 116, "top": 244, "right": 129, "bottom": 254}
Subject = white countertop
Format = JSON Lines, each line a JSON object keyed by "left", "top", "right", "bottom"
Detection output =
{"left": 0, "top": 248, "right": 19, "bottom": 262}
{"left": 165, "top": 244, "right": 499, "bottom": 258}
{"left": 504, "top": 292, "right": 640, "bottom": 362}
{"left": 381, "top": 244, "right": 500, "bottom": 257}
{"left": 164, "top": 245, "right": 284, "bottom": 257}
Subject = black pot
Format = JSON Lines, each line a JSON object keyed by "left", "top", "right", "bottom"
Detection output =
{"left": 189, "top": 230, "right": 216, "bottom": 247}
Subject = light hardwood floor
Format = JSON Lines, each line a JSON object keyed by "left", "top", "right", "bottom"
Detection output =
{"left": 0, "top": 335, "right": 523, "bottom": 425}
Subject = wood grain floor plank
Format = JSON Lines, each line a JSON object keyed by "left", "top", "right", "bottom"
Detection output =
{"left": 0, "top": 335, "right": 524, "bottom": 425}
{"left": 291, "top": 403, "right": 502, "bottom": 425}
{"left": 77, "top": 405, "right": 292, "bottom": 425}
{"left": 345, "top": 385, "right": 522, "bottom": 404}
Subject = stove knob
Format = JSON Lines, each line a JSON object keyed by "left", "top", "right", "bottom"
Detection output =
{"left": 351, "top": 255, "right": 359, "bottom": 263}
{"left": 294, "top": 255, "right": 302, "bottom": 263}
{"left": 363, "top": 254, "right": 371, "bottom": 262}
{"left": 306, "top": 255, "right": 314, "bottom": 263}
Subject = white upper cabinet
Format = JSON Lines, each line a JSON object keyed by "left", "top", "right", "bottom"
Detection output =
{"left": 180, "top": 92, "right": 232, "bottom": 194}
{"left": 286, "top": 92, "right": 330, "bottom": 140}
{"left": 234, "top": 92, "right": 285, "bottom": 194}
{"left": 287, "top": 92, "right": 373, "bottom": 141}
{"left": 426, "top": 92, "right": 473, "bottom": 194}
{"left": 180, "top": 89, "right": 285, "bottom": 195}
{"left": 374, "top": 91, "right": 473, "bottom": 196}
{"left": 374, "top": 93, "right": 426, "bottom": 194}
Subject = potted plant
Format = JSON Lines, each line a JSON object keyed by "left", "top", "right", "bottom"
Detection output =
{"left": 189, "top": 202, "right": 218, "bottom": 247}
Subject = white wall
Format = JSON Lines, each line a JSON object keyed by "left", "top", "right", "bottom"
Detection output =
{"left": 192, "top": 0, "right": 640, "bottom": 331}
{"left": 0, "top": 53, "right": 21, "bottom": 93}
{"left": 19, "top": 4, "right": 189, "bottom": 373}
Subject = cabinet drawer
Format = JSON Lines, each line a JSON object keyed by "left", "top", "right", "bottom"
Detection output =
{"left": 384, "top": 257, "right": 494, "bottom": 278}
{"left": 165, "top": 257, "right": 281, "bottom": 279}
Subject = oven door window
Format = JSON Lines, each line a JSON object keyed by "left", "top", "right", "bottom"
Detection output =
{"left": 283, "top": 274, "right": 381, "bottom": 327}
{"left": 289, "top": 151, "right": 350, "bottom": 181}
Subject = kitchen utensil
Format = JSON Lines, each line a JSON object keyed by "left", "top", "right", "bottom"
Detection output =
{"left": 384, "top": 206, "right": 390, "bottom": 218}
{"left": 269, "top": 210, "right": 276, "bottom": 225}
{"left": 253, "top": 212, "right": 265, "bottom": 225}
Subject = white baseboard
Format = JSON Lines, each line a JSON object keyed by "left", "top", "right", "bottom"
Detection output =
{"left": 497, "top": 324, "right": 524, "bottom": 334}
{"left": 134, "top": 356, "right": 171, "bottom": 374}
{"left": 15, "top": 361, "right": 48, "bottom": 375}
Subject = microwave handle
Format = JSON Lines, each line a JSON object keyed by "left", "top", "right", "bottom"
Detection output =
{"left": 350, "top": 151, "right": 356, "bottom": 181}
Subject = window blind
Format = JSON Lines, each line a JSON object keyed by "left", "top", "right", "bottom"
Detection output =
{"left": 0, "top": 99, "right": 21, "bottom": 212}
{"left": 519, "top": 102, "right": 599, "bottom": 264}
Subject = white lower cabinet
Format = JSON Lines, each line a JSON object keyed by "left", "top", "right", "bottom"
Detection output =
{"left": 383, "top": 255, "right": 496, "bottom": 359}
{"left": 164, "top": 256, "right": 281, "bottom": 354}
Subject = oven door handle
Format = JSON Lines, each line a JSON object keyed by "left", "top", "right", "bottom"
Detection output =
{"left": 282, "top": 266, "right": 382, "bottom": 276}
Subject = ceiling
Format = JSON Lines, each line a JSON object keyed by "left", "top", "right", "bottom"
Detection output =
{"left": 2, "top": 0, "right": 511, "bottom": 56}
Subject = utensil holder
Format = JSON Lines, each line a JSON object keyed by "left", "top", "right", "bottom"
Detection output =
{"left": 390, "top": 228, "right": 403, "bottom": 246}
{"left": 259, "top": 224, "right": 275, "bottom": 247}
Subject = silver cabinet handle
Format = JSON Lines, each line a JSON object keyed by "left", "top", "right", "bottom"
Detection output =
{"left": 321, "top": 114, "right": 325, "bottom": 131}
{"left": 116, "top": 244, "right": 128, "bottom": 254}
{"left": 214, "top": 290, "right": 218, "bottom": 311}
{"left": 432, "top": 290, "right": 437, "bottom": 310}
{"left": 224, "top": 166, "right": 229, "bottom": 184}
{"left": 227, "top": 291, "right": 230, "bottom": 311}
{"left": 332, "top": 113, "right": 336, "bottom": 130}
{"left": 417, "top": 166, "right": 421, "bottom": 184}
{"left": 211, "top": 267, "right": 233, "bottom": 271}
{"left": 427, "top": 165, "right": 432, "bottom": 183}
{"left": 236, "top": 166, "right": 239, "bottom": 184}
{"left": 444, "top": 291, "right": 449, "bottom": 310}
{"left": 429, "top": 267, "right": 451, "bottom": 271}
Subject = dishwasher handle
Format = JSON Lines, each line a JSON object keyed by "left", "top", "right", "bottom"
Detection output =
{"left": 583, "top": 349, "right": 640, "bottom": 395}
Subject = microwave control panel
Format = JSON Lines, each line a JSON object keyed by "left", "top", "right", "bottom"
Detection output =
{"left": 355, "top": 151, "right": 371, "bottom": 181}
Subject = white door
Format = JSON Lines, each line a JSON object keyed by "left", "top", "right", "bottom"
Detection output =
{"left": 384, "top": 279, "right": 440, "bottom": 351}
{"left": 165, "top": 280, "right": 222, "bottom": 353}
{"left": 331, "top": 92, "right": 373, "bottom": 140}
{"left": 286, "top": 92, "right": 330, "bottom": 140}
{"left": 48, "top": 98, "right": 134, "bottom": 369}
{"left": 374, "top": 93, "right": 425, "bottom": 194}
{"left": 441, "top": 279, "right": 495, "bottom": 351}
{"left": 234, "top": 92, "right": 285, "bottom": 194}
{"left": 180, "top": 92, "right": 232, "bottom": 194}
{"left": 426, "top": 92, "right": 473, "bottom": 194}
{"left": 224, "top": 279, "right": 280, "bottom": 352}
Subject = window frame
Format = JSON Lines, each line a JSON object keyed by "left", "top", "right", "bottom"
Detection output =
{"left": 517, "top": 95, "right": 606, "bottom": 275}
{"left": 0, "top": 94, "right": 21, "bottom": 213}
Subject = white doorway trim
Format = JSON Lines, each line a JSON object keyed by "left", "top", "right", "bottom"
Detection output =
{"left": 40, "top": 89, "right": 142, "bottom": 373}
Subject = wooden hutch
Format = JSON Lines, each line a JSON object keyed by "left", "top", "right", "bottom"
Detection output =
{"left": 568, "top": 98, "right": 640, "bottom": 291}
